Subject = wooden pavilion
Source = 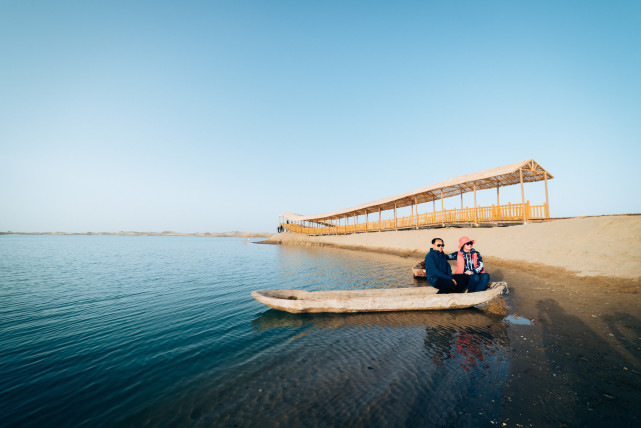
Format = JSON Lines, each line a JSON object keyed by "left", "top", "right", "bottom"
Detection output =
{"left": 279, "top": 159, "right": 553, "bottom": 235}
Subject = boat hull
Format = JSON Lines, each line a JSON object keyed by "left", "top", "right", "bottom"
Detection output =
{"left": 252, "top": 282, "right": 506, "bottom": 313}
{"left": 413, "top": 261, "right": 426, "bottom": 278}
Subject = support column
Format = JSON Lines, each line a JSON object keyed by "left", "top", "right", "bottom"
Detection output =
{"left": 441, "top": 189, "right": 444, "bottom": 226}
{"left": 378, "top": 207, "right": 381, "bottom": 231}
{"left": 520, "top": 168, "right": 526, "bottom": 222}
{"left": 432, "top": 198, "right": 436, "bottom": 225}
{"left": 496, "top": 185, "right": 501, "bottom": 221}
{"left": 544, "top": 172, "right": 550, "bottom": 218}
{"left": 394, "top": 203, "right": 397, "bottom": 230}
{"left": 474, "top": 182, "right": 478, "bottom": 224}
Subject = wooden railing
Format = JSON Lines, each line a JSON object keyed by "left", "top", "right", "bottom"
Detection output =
{"left": 282, "top": 201, "right": 548, "bottom": 235}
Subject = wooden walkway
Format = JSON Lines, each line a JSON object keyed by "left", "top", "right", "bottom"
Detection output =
{"left": 282, "top": 201, "right": 547, "bottom": 235}
{"left": 279, "top": 160, "right": 553, "bottom": 236}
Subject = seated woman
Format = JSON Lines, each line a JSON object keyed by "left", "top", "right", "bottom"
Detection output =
{"left": 447, "top": 236, "right": 491, "bottom": 292}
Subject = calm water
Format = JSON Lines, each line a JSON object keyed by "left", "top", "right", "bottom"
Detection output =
{"left": 1, "top": 235, "right": 512, "bottom": 427}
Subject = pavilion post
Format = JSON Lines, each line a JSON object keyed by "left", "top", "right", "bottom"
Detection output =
{"left": 441, "top": 189, "right": 444, "bottom": 226}
{"left": 378, "top": 207, "right": 381, "bottom": 231}
{"left": 496, "top": 185, "right": 500, "bottom": 221}
{"left": 544, "top": 172, "right": 550, "bottom": 218}
{"left": 415, "top": 198, "right": 419, "bottom": 229}
{"left": 460, "top": 190, "right": 463, "bottom": 209}
{"left": 520, "top": 168, "right": 526, "bottom": 222}
{"left": 394, "top": 203, "right": 397, "bottom": 230}
{"left": 474, "top": 183, "right": 478, "bottom": 224}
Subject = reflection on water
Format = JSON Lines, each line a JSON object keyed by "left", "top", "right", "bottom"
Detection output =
{"left": 422, "top": 311, "right": 510, "bottom": 373}
{"left": 253, "top": 307, "right": 506, "bottom": 333}
{"left": 239, "top": 309, "right": 512, "bottom": 427}
{"left": 2, "top": 236, "right": 515, "bottom": 428}
{"left": 254, "top": 309, "right": 510, "bottom": 374}
{"left": 505, "top": 314, "right": 534, "bottom": 325}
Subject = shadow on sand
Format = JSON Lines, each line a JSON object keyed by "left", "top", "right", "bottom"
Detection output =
{"left": 503, "top": 298, "right": 641, "bottom": 426}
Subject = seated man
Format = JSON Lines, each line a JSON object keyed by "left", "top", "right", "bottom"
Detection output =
{"left": 424, "top": 238, "right": 469, "bottom": 294}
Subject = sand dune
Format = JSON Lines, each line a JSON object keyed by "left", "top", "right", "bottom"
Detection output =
{"left": 264, "top": 215, "right": 641, "bottom": 279}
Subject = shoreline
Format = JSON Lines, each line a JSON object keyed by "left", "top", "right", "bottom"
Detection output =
{"left": 262, "top": 214, "right": 641, "bottom": 425}
{"left": 261, "top": 214, "right": 641, "bottom": 280}
{"left": 0, "top": 231, "right": 271, "bottom": 238}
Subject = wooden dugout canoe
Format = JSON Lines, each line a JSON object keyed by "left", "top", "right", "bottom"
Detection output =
{"left": 251, "top": 281, "right": 507, "bottom": 313}
{"left": 413, "top": 261, "right": 426, "bottom": 278}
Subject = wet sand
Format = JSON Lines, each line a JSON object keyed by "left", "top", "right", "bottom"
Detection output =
{"left": 489, "top": 260, "right": 641, "bottom": 426}
{"left": 262, "top": 215, "right": 641, "bottom": 425}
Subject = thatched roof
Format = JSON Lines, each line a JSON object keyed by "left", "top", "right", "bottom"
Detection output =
{"left": 281, "top": 159, "right": 552, "bottom": 222}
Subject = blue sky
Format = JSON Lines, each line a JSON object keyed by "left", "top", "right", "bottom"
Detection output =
{"left": 1, "top": 1, "right": 640, "bottom": 233}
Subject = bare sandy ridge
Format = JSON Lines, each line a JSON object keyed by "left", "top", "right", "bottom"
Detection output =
{"left": 263, "top": 215, "right": 641, "bottom": 279}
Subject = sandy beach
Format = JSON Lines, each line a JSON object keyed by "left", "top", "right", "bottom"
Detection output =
{"left": 264, "top": 214, "right": 641, "bottom": 280}
{"left": 263, "top": 214, "right": 641, "bottom": 425}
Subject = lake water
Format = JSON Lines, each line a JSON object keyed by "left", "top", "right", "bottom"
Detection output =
{"left": 2, "top": 235, "right": 515, "bottom": 427}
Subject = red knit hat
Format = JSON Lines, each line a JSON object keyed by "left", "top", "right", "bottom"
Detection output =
{"left": 458, "top": 236, "right": 475, "bottom": 249}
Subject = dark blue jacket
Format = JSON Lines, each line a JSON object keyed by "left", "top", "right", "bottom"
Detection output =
{"left": 424, "top": 249, "right": 453, "bottom": 287}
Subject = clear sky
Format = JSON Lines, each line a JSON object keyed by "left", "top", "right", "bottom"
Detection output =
{"left": 1, "top": 1, "right": 640, "bottom": 233}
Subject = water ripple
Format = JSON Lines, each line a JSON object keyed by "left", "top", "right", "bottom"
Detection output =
{"left": 1, "top": 235, "right": 511, "bottom": 428}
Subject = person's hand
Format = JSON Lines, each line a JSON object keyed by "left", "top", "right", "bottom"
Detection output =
{"left": 452, "top": 279, "right": 457, "bottom": 285}
{"left": 465, "top": 270, "right": 473, "bottom": 275}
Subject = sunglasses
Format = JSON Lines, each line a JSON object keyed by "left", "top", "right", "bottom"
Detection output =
{"left": 436, "top": 244, "right": 444, "bottom": 247}
{"left": 464, "top": 242, "right": 474, "bottom": 246}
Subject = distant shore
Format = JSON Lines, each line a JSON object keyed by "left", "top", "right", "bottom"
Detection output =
{"left": 262, "top": 214, "right": 641, "bottom": 280}
{"left": 0, "top": 231, "right": 271, "bottom": 238}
